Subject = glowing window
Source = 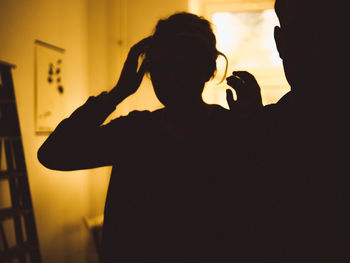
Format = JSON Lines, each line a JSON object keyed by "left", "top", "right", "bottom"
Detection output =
{"left": 203, "top": 9, "right": 290, "bottom": 107}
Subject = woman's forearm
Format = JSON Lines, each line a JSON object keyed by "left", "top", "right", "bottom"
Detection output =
{"left": 37, "top": 92, "right": 121, "bottom": 171}
{"left": 38, "top": 37, "right": 151, "bottom": 170}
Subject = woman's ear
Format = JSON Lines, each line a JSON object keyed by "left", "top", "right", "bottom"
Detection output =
{"left": 274, "top": 26, "right": 285, "bottom": 59}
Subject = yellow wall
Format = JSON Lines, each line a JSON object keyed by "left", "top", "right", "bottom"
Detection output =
{"left": 0, "top": 0, "right": 93, "bottom": 262}
{"left": 0, "top": 0, "right": 188, "bottom": 262}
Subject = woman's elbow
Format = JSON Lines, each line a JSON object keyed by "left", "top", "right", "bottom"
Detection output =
{"left": 37, "top": 145, "right": 69, "bottom": 171}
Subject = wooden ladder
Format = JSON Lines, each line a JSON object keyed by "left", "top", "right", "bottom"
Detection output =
{"left": 0, "top": 61, "right": 41, "bottom": 263}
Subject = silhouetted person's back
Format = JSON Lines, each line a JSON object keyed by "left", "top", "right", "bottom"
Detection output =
{"left": 250, "top": 1, "right": 350, "bottom": 261}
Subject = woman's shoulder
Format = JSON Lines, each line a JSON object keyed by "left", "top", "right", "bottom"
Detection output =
{"left": 126, "top": 109, "right": 153, "bottom": 119}
{"left": 107, "top": 109, "right": 163, "bottom": 127}
{"left": 116, "top": 109, "right": 156, "bottom": 120}
{"left": 206, "top": 103, "right": 229, "bottom": 112}
{"left": 206, "top": 104, "right": 231, "bottom": 119}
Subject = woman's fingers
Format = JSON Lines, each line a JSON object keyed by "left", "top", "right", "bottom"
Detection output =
{"left": 226, "top": 71, "right": 263, "bottom": 112}
{"left": 135, "top": 60, "right": 147, "bottom": 87}
{"left": 226, "top": 89, "right": 238, "bottom": 111}
{"left": 232, "top": 71, "right": 262, "bottom": 107}
{"left": 127, "top": 37, "right": 153, "bottom": 61}
{"left": 232, "top": 71, "right": 260, "bottom": 90}
{"left": 226, "top": 75, "right": 245, "bottom": 93}
{"left": 116, "top": 37, "right": 153, "bottom": 96}
{"left": 123, "top": 37, "right": 153, "bottom": 75}
{"left": 227, "top": 71, "right": 261, "bottom": 97}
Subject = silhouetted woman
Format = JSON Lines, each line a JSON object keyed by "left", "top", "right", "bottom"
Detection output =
{"left": 38, "top": 12, "right": 261, "bottom": 263}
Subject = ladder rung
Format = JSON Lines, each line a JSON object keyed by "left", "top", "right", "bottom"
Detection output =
{"left": 0, "top": 207, "right": 33, "bottom": 221}
{"left": 0, "top": 99, "right": 15, "bottom": 103}
{"left": 0, "top": 136, "right": 21, "bottom": 141}
{"left": 0, "top": 242, "right": 38, "bottom": 262}
{"left": 0, "top": 171, "right": 26, "bottom": 180}
{"left": 0, "top": 60, "right": 16, "bottom": 69}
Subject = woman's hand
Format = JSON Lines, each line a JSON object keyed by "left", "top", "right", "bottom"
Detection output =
{"left": 226, "top": 71, "right": 263, "bottom": 114}
{"left": 108, "top": 37, "right": 153, "bottom": 105}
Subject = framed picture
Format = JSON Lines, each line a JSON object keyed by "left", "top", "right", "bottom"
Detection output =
{"left": 34, "top": 40, "right": 66, "bottom": 133}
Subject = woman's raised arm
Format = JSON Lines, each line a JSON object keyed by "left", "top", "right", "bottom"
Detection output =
{"left": 37, "top": 37, "right": 152, "bottom": 171}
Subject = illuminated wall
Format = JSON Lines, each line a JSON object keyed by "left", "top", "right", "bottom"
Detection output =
{"left": 0, "top": 0, "right": 188, "bottom": 262}
{"left": 0, "top": 0, "right": 93, "bottom": 262}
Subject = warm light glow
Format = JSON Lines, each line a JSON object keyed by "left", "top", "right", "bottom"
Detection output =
{"left": 203, "top": 9, "right": 290, "bottom": 107}
{"left": 213, "top": 10, "right": 282, "bottom": 68}
{"left": 188, "top": 0, "right": 202, "bottom": 15}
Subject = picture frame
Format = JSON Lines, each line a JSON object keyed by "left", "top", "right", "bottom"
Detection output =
{"left": 34, "top": 40, "right": 66, "bottom": 133}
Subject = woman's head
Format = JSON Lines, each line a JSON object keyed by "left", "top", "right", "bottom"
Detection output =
{"left": 144, "top": 12, "right": 225, "bottom": 109}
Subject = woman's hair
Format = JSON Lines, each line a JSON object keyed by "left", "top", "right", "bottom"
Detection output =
{"left": 144, "top": 12, "right": 227, "bottom": 82}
